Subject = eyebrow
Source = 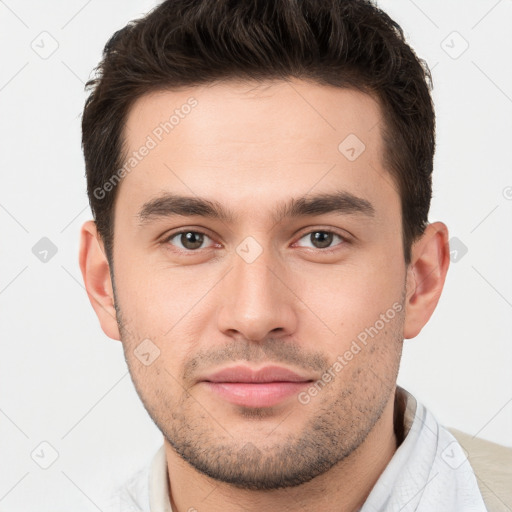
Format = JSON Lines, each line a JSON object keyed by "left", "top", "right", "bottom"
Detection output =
{"left": 138, "top": 190, "right": 375, "bottom": 226}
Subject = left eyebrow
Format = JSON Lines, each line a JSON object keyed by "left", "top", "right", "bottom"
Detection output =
{"left": 272, "top": 190, "right": 375, "bottom": 223}
{"left": 137, "top": 190, "right": 375, "bottom": 226}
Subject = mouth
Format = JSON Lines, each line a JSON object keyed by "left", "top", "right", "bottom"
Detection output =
{"left": 201, "top": 365, "right": 314, "bottom": 408}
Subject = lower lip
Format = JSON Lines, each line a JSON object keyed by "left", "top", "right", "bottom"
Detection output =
{"left": 205, "top": 381, "right": 310, "bottom": 408}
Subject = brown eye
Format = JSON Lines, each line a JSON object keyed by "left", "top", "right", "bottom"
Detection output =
{"left": 167, "top": 231, "right": 210, "bottom": 250}
{"left": 295, "top": 230, "right": 345, "bottom": 250}
{"left": 310, "top": 231, "right": 333, "bottom": 248}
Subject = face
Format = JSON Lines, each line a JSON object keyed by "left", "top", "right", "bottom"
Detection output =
{"left": 111, "top": 79, "right": 407, "bottom": 489}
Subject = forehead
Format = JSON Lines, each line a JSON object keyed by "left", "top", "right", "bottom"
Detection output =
{"left": 117, "top": 79, "right": 398, "bottom": 224}
{"left": 123, "top": 79, "right": 384, "bottom": 157}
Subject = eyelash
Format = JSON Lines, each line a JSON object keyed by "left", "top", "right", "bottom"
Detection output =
{"left": 162, "top": 228, "right": 349, "bottom": 254}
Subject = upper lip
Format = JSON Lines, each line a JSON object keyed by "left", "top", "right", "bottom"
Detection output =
{"left": 202, "top": 365, "right": 313, "bottom": 383}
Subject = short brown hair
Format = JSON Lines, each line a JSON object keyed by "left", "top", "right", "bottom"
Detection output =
{"left": 82, "top": 0, "right": 435, "bottom": 265}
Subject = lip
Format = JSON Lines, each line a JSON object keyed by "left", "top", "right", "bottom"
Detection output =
{"left": 204, "top": 365, "right": 310, "bottom": 383}
{"left": 201, "top": 365, "right": 313, "bottom": 408}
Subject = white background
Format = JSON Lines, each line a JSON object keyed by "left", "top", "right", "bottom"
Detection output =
{"left": 0, "top": 0, "right": 511, "bottom": 510}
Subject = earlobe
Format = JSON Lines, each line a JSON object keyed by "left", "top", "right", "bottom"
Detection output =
{"left": 79, "top": 220, "right": 121, "bottom": 341}
{"left": 403, "top": 222, "right": 450, "bottom": 339}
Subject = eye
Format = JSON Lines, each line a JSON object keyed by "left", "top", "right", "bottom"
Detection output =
{"left": 294, "top": 230, "right": 346, "bottom": 250}
{"left": 165, "top": 230, "right": 215, "bottom": 251}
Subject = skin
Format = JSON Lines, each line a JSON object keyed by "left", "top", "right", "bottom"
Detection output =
{"left": 79, "top": 79, "right": 450, "bottom": 512}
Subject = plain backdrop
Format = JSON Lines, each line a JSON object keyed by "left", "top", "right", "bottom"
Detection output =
{"left": 0, "top": 0, "right": 511, "bottom": 510}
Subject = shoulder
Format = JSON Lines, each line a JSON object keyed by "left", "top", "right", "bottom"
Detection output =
{"left": 448, "top": 428, "right": 512, "bottom": 512}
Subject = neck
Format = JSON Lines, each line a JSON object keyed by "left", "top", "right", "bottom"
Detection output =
{"left": 165, "top": 392, "right": 398, "bottom": 512}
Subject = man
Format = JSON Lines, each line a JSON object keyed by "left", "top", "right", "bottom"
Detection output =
{"left": 78, "top": 1, "right": 508, "bottom": 511}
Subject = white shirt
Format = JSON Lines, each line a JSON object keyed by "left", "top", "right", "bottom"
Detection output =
{"left": 107, "top": 388, "right": 487, "bottom": 512}
{"left": 359, "top": 390, "right": 487, "bottom": 512}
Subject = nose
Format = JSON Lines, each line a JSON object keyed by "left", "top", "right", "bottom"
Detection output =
{"left": 216, "top": 246, "right": 298, "bottom": 343}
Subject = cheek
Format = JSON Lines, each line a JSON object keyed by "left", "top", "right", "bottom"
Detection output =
{"left": 123, "top": 354, "right": 185, "bottom": 423}
{"left": 290, "top": 253, "right": 405, "bottom": 343}
{"left": 114, "top": 260, "right": 218, "bottom": 335}
{"left": 113, "top": 264, "right": 215, "bottom": 385}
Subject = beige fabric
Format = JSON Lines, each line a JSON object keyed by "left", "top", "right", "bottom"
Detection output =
{"left": 449, "top": 428, "right": 512, "bottom": 512}
{"left": 401, "top": 387, "right": 417, "bottom": 437}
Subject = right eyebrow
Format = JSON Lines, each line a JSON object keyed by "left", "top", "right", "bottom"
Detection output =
{"left": 138, "top": 194, "right": 236, "bottom": 225}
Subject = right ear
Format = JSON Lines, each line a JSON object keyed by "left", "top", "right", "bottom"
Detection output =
{"left": 79, "top": 220, "right": 121, "bottom": 341}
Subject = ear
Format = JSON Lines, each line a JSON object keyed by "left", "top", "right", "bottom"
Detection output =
{"left": 403, "top": 221, "right": 450, "bottom": 339}
{"left": 79, "top": 220, "right": 121, "bottom": 341}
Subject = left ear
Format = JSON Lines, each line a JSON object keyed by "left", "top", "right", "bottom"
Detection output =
{"left": 403, "top": 221, "right": 450, "bottom": 339}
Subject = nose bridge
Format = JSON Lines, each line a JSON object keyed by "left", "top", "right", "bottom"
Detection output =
{"left": 234, "top": 248, "right": 277, "bottom": 303}
{"left": 216, "top": 239, "right": 297, "bottom": 341}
